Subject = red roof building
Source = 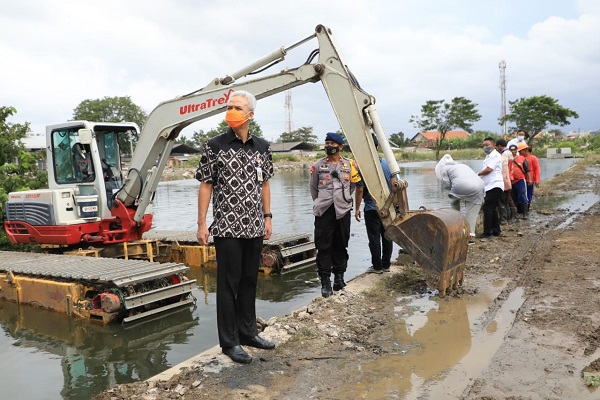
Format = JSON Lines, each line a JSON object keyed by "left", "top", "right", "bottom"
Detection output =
{"left": 410, "top": 130, "right": 470, "bottom": 148}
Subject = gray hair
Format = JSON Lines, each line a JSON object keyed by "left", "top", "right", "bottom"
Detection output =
{"left": 230, "top": 90, "right": 257, "bottom": 111}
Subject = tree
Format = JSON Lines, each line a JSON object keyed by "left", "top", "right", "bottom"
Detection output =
{"left": 0, "top": 106, "right": 48, "bottom": 248}
{"left": 500, "top": 95, "right": 579, "bottom": 143}
{"left": 190, "top": 119, "right": 264, "bottom": 149}
{"left": 174, "top": 135, "right": 195, "bottom": 147}
{"left": 0, "top": 106, "right": 25, "bottom": 166}
{"left": 277, "top": 126, "right": 318, "bottom": 144}
{"left": 389, "top": 132, "right": 407, "bottom": 147}
{"left": 72, "top": 96, "right": 148, "bottom": 153}
{"left": 409, "top": 97, "right": 481, "bottom": 160}
{"left": 73, "top": 96, "right": 147, "bottom": 127}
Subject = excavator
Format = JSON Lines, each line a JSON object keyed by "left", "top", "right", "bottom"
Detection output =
{"left": 4, "top": 24, "right": 469, "bottom": 295}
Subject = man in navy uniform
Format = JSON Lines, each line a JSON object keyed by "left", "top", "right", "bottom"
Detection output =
{"left": 310, "top": 132, "right": 361, "bottom": 297}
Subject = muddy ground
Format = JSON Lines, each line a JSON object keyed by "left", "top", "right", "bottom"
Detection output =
{"left": 94, "top": 154, "right": 600, "bottom": 400}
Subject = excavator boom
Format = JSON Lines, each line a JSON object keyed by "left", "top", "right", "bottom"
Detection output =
{"left": 6, "top": 24, "right": 469, "bottom": 294}
{"left": 116, "top": 24, "right": 468, "bottom": 294}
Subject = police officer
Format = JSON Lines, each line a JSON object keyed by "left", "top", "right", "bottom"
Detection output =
{"left": 310, "top": 132, "right": 361, "bottom": 297}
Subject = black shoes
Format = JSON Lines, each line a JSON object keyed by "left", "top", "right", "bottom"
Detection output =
{"left": 333, "top": 273, "right": 346, "bottom": 291}
{"left": 240, "top": 335, "right": 276, "bottom": 350}
{"left": 321, "top": 278, "right": 333, "bottom": 297}
{"left": 479, "top": 231, "right": 501, "bottom": 238}
{"left": 222, "top": 345, "right": 252, "bottom": 364}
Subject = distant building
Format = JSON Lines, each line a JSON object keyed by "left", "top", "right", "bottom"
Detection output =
{"left": 167, "top": 143, "right": 201, "bottom": 167}
{"left": 21, "top": 132, "right": 47, "bottom": 170}
{"left": 387, "top": 141, "right": 403, "bottom": 152}
{"left": 22, "top": 132, "right": 46, "bottom": 152}
{"left": 410, "top": 130, "right": 470, "bottom": 149}
{"left": 567, "top": 130, "right": 593, "bottom": 140}
{"left": 269, "top": 141, "right": 315, "bottom": 153}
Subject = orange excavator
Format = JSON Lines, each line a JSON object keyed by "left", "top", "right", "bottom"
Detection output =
{"left": 4, "top": 24, "right": 469, "bottom": 295}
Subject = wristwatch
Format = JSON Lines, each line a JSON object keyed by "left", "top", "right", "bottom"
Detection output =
{"left": 263, "top": 213, "right": 273, "bottom": 219}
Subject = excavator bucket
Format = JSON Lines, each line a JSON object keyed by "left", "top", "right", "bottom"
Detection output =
{"left": 385, "top": 208, "right": 469, "bottom": 296}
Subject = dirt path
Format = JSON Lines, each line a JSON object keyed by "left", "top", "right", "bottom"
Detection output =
{"left": 94, "top": 155, "right": 600, "bottom": 400}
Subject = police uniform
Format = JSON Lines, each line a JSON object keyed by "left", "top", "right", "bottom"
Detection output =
{"left": 309, "top": 153, "right": 361, "bottom": 290}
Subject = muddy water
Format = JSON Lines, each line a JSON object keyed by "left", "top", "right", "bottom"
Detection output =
{"left": 0, "top": 158, "right": 580, "bottom": 400}
{"left": 331, "top": 281, "right": 524, "bottom": 399}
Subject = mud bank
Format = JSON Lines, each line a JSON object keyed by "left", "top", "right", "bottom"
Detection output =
{"left": 94, "top": 154, "right": 600, "bottom": 400}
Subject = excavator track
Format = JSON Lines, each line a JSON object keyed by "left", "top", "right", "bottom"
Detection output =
{"left": 0, "top": 251, "right": 196, "bottom": 324}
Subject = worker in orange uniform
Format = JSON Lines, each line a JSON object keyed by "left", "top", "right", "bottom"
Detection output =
{"left": 520, "top": 145, "right": 541, "bottom": 213}
{"left": 509, "top": 142, "right": 532, "bottom": 220}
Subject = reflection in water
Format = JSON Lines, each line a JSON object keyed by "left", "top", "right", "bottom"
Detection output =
{"left": 187, "top": 262, "right": 321, "bottom": 304}
{"left": 332, "top": 280, "right": 511, "bottom": 399}
{"left": 0, "top": 300, "right": 198, "bottom": 400}
{"left": 333, "top": 293, "right": 475, "bottom": 399}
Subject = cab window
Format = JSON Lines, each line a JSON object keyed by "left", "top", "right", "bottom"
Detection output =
{"left": 51, "top": 128, "right": 95, "bottom": 184}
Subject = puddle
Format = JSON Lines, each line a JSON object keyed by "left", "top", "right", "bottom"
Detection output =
{"left": 426, "top": 287, "right": 525, "bottom": 399}
{"left": 331, "top": 280, "right": 523, "bottom": 399}
{"left": 536, "top": 192, "right": 599, "bottom": 212}
{"left": 551, "top": 193, "right": 600, "bottom": 230}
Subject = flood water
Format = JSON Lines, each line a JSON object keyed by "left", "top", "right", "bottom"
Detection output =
{"left": 0, "top": 158, "right": 581, "bottom": 400}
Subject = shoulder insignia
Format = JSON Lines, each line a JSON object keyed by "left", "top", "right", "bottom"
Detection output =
{"left": 350, "top": 161, "right": 361, "bottom": 183}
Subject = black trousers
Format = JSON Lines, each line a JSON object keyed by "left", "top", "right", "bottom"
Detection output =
{"left": 314, "top": 204, "right": 350, "bottom": 279}
{"left": 483, "top": 187, "right": 503, "bottom": 235}
{"left": 213, "top": 236, "right": 263, "bottom": 348}
{"left": 364, "top": 209, "right": 393, "bottom": 270}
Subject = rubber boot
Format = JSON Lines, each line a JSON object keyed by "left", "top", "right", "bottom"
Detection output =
{"left": 333, "top": 273, "right": 346, "bottom": 291}
{"left": 321, "top": 277, "right": 332, "bottom": 298}
{"left": 508, "top": 207, "right": 517, "bottom": 224}
{"left": 499, "top": 205, "right": 508, "bottom": 225}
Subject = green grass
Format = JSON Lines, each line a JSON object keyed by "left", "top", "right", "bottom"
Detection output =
{"left": 272, "top": 153, "right": 302, "bottom": 162}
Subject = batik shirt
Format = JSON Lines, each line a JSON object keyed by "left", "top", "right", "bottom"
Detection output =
{"left": 195, "top": 128, "right": 273, "bottom": 239}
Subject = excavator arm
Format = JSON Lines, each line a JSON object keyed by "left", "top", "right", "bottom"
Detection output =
{"left": 118, "top": 24, "right": 469, "bottom": 294}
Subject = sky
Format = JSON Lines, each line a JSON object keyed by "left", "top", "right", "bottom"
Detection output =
{"left": 2, "top": 0, "right": 599, "bottom": 143}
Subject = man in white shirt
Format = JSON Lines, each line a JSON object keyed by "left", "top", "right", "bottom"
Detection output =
{"left": 477, "top": 137, "right": 504, "bottom": 238}
{"left": 506, "top": 129, "right": 527, "bottom": 151}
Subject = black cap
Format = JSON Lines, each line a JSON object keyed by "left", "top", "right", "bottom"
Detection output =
{"left": 325, "top": 132, "right": 344, "bottom": 145}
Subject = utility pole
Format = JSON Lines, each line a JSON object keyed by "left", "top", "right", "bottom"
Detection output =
{"left": 499, "top": 60, "right": 507, "bottom": 138}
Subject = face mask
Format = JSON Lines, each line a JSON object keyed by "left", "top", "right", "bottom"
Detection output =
{"left": 325, "top": 145, "right": 340, "bottom": 156}
{"left": 517, "top": 135, "right": 524, "bottom": 141}
{"left": 483, "top": 146, "right": 493, "bottom": 155}
{"left": 225, "top": 109, "right": 250, "bottom": 128}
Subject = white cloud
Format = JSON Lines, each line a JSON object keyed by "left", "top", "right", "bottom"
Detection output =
{"left": 1, "top": 0, "right": 597, "bottom": 141}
